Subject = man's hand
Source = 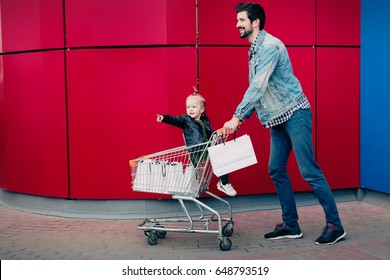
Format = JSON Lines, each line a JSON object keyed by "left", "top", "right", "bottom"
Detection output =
{"left": 223, "top": 116, "right": 241, "bottom": 134}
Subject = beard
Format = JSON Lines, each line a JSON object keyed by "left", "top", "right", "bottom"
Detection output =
{"left": 239, "top": 28, "right": 253, "bottom": 39}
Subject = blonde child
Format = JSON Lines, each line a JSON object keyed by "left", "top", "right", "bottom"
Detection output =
{"left": 156, "top": 90, "right": 237, "bottom": 196}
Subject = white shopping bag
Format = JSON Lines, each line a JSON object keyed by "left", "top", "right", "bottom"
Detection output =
{"left": 133, "top": 159, "right": 184, "bottom": 194}
{"left": 207, "top": 134, "right": 257, "bottom": 177}
{"left": 132, "top": 159, "right": 165, "bottom": 192}
{"left": 181, "top": 164, "right": 200, "bottom": 195}
{"left": 162, "top": 161, "right": 183, "bottom": 193}
{"left": 132, "top": 159, "right": 154, "bottom": 191}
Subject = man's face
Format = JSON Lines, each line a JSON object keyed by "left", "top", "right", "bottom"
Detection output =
{"left": 236, "top": 11, "right": 253, "bottom": 38}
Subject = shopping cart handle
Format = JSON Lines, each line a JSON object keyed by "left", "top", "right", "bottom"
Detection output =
{"left": 129, "top": 155, "right": 148, "bottom": 167}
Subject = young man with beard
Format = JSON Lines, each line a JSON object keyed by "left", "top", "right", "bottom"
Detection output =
{"left": 223, "top": 2, "right": 346, "bottom": 245}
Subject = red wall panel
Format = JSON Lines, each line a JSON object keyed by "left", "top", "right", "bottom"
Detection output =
{"left": 0, "top": 0, "right": 360, "bottom": 200}
{"left": 317, "top": 48, "right": 360, "bottom": 189}
{"left": 66, "top": 47, "right": 196, "bottom": 199}
{"left": 0, "top": 0, "right": 63, "bottom": 52}
{"left": 198, "top": 0, "right": 315, "bottom": 45}
{"left": 0, "top": 56, "right": 5, "bottom": 188}
{"left": 317, "top": 0, "right": 360, "bottom": 45}
{"left": 65, "top": 0, "right": 196, "bottom": 47}
{"left": 0, "top": 51, "right": 68, "bottom": 197}
{"left": 199, "top": 46, "right": 316, "bottom": 195}
{"left": 166, "top": 0, "right": 197, "bottom": 44}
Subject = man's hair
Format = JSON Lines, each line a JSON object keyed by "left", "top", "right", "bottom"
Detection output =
{"left": 235, "top": 2, "right": 266, "bottom": 30}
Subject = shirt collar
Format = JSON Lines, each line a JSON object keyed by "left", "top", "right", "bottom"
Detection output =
{"left": 249, "top": 29, "right": 267, "bottom": 58}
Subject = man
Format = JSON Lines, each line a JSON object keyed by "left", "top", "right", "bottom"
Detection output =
{"left": 223, "top": 2, "right": 346, "bottom": 245}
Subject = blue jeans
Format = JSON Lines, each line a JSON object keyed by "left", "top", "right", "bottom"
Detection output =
{"left": 268, "top": 108, "right": 342, "bottom": 227}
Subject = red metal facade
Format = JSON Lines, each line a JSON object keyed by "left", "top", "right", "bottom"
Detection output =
{"left": 0, "top": 0, "right": 360, "bottom": 199}
{"left": 0, "top": 51, "right": 68, "bottom": 197}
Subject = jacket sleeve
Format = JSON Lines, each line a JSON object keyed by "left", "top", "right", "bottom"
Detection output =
{"left": 234, "top": 43, "right": 280, "bottom": 121}
{"left": 160, "top": 114, "right": 187, "bottom": 129}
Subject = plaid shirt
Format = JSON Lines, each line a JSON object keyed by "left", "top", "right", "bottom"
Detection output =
{"left": 249, "top": 33, "right": 260, "bottom": 59}
{"left": 263, "top": 96, "right": 311, "bottom": 128}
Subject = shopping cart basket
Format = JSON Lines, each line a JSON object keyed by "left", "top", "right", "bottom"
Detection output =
{"left": 129, "top": 130, "right": 234, "bottom": 251}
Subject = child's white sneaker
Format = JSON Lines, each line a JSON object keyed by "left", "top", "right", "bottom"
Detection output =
{"left": 217, "top": 181, "right": 237, "bottom": 196}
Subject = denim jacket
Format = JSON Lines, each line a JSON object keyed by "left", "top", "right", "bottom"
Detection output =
{"left": 234, "top": 30, "right": 307, "bottom": 125}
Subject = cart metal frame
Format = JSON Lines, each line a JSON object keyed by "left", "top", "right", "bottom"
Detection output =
{"left": 129, "top": 131, "right": 234, "bottom": 251}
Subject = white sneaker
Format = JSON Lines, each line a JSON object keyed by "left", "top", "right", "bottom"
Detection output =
{"left": 217, "top": 181, "right": 237, "bottom": 196}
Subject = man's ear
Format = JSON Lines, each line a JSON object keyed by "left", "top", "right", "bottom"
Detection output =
{"left": 253, "top": 18, "right": 260, "bottom": 29}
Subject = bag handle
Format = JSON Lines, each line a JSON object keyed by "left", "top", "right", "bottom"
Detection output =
{"left": 221, "top": 131, "right": 236, "bottom": 145}
{"left": 160, "top": 161, "right": 166, "bottom": 177}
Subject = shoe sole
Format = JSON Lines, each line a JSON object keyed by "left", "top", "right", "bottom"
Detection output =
{"left": 266, "top": 232, "right": 303, "bottom": 240}
{"left": 315, "top": 232, "right": 347, "bottom": 246}
{"left": 217, "top": 185, "right": 237, "bottom": 196}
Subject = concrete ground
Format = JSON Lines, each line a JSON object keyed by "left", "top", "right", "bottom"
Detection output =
{"left": 1, "top": 196, "right": 389, "bottom": 260}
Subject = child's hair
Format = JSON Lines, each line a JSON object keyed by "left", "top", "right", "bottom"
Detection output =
{"left": 187, "top": 86, "right": 207, "bottom": 117}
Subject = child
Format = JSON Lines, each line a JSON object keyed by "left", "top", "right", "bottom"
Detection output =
{"left": 156, "top": 89, "right": 237, "bottom": 196}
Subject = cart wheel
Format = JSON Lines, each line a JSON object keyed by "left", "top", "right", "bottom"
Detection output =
{"left": 219, "top": 237, "right": 232, "bottom": 251}
{"left": 222, "top": 223, "right": 234, "bottom": 237}
{"left": 156, "top": 227, "right": 167, "bottom": 239}
{"left": 147, "top": 232, "right": 159, "bottom": 245}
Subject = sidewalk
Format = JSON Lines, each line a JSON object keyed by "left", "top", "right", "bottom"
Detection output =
{"left": 1, "top": 199, "right": 389, "bottom": 260}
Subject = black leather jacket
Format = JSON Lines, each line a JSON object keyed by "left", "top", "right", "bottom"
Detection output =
{"left": 161, "top": 114, "right": 213, "bottom": 147}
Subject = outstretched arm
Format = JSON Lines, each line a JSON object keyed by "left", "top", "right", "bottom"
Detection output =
{"left": 156, "top": 114, "right": 187, "bottom": 129}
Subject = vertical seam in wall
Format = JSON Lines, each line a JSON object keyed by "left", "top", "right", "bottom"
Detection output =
{"left": 314, "top": 0, "right": 318, "bottom": 159}
{"left": 62, "top": 0, "right": 71, "bottom": 199}
{"left": 195, "top": 0, "right": 200, "bottom": 90}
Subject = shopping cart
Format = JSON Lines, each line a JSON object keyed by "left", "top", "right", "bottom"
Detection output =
{"left": 129, "top": 130, "right": 234, "bottom": 251}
